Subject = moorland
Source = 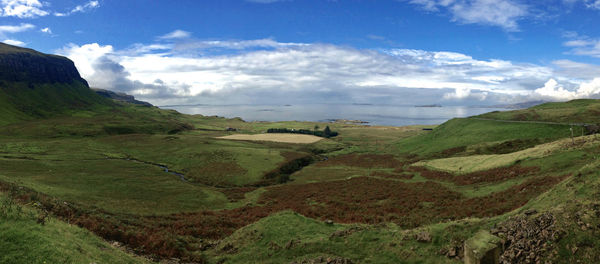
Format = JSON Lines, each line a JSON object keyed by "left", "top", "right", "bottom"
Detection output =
{"left": 1, "top": 43, "right": 600, "bottom": 264}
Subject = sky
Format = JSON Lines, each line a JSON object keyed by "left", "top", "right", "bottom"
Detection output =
{"left": 2, "top": 0, "right": 600, "bottom": 106}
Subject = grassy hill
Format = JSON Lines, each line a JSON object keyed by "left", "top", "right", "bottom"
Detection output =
{"left": 478, "top": 99, "right": 600, "bottom": 124}
{"left": 394, "top": 118, "right": 571, "bottom": 156}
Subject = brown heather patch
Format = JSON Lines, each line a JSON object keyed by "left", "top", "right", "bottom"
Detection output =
{"left": 317, "top": 154, "right": 404, "bottom": 169}
{"left": 369, "top": 171, "right": 414, "bottom": 180}
{"left": 220, "top": 187, "right": 257, "bottom": 202}
{"left": 408, "top": 165, "right": 541, "bottom": 185}
{"left": 0, "top": 173, "right": 569, "bottom": 262}
{"left": 433, "top": 146, "right": 467, "bottom": 158}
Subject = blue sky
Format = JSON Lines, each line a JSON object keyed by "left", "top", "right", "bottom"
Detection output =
{"left": 2, "top": 0, "right": 600, "bottom": 105}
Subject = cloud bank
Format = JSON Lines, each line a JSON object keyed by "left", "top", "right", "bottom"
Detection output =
{"left": 57, "top": 37, "right": 600, "bottom": 106}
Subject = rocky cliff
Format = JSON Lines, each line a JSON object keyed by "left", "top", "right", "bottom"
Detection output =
{"left": 0, "top": 43, "right": 88, "bottom": 85}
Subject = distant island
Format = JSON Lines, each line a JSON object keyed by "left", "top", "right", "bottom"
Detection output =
{"left": 325, "top": 119, "right": 369, "bottom": 124}
{"left": 415, "top": 104, "right": 442, "bottom": 107}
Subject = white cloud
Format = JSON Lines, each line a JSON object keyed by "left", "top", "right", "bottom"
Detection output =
{"left": 54, "top": 0, "right": 99, "bottom": 17}
{"left": 569, "top": 0, "right": 600, "bottom": 9}
{"left": 56, "top": 43, "right": 114, "bottom": 77}
{"left": 562, "top": 32, "right": 600, "bottom": 58}
{"left": 0, "top": 0, "right": 48, "bottom": 18}
{"left": 408, "top": 0, "right": 528, "bottom": 31}
{"left": 173, "top": 38, "right": 308, "bottom": 51}
{"left": 40, "top": 27, "right": 51, "bottom": 34}
{"left": 0, "top": 23, "right": 34, "bottom": 43}
{"left": 57, "top": 40, "right": 568, "bottom": 106}
{"left": 2, "top": 39, "right": 25, "bottom": 46}
{"left": 0, "top": 23, "right": 34, "bottom": 35}
{"left": 534, "top": 78, "right": 600, "bottom": 100}
{"left": 552, "top": 60, "right": 600, "bottom": 79}
{"left": 158, "top": 30, "right": 191, "bottom": 40}
{"left": 586, "top": 0, "right": 600, "bottom": 9}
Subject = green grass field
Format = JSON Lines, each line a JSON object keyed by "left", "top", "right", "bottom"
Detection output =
{"left": 394, "top": 118, "right": 571, "bottom": 156}
{"left": 2, "top": 98, "right": 600, "bottom": 263}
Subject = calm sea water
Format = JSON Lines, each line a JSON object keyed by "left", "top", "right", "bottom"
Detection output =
{"left": 161, "top": 104, "right": 505, "bottom": 127}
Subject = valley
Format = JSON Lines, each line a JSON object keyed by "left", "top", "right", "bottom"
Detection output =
{"left": 1, "top": 43, "right": 600, "bottom": 264}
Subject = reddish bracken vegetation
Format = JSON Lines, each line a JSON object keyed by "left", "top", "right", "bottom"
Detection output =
{"left": 220, "top": 187, "right": 257, "bottom": 202}
{"left": 0, "top": 171, "right": 568, "bottom": 262}
{"left": 369, "top": 171, "right": 414, "bottom": 180}
{"left": 317, "top": 154, "right": 404, "bottom": 168}
{"left": 409, "top": 165, "right": 541, "bottom": 185}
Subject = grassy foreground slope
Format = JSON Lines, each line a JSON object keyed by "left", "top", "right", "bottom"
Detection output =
{"left": 0, "top": 192, "right": 146, "bottom": 264}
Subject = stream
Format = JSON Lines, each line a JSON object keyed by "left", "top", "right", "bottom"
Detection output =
{"left": 107, "top": 156, "right": 188, "bottom": 182}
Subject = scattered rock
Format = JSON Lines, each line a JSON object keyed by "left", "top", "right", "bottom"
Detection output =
{"left": 269, "top": 241, "right": 282, "bottom": 251}
{"left": 220, "top": 243, "right": 237, "bottom": 254}
{"left": 571, "top": 246, "right": 578, "bottom": 255}
{"left": 290, "top": 256, "right": 353, "bottom": 264}
{"left": 439, "top": 247, "right": 448, "bottom": 256}
{"left": 491, "top": 212, "right": 562, "bottom": 263}
{"left": 416, "top": 231, "right": 432, "bottom": 243}
{"left": 329, "top": 227, "right": 364, "bottom": 240}
{"left": 447, "top": 246, "right": 459, "bottom": 258}
{"left": 285, "top": 239, "right": 300, "bottom": 250}
{"left": 524, "top": 209, "right": 538, "bottom": 216}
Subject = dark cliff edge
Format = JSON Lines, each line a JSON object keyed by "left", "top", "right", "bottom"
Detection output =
{"left": 0, "top": 43, "right": 88, "bottom": 85}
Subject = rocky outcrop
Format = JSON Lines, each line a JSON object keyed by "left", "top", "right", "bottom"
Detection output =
{"left": 0, "top": 43, "right": 87, "bottom": 85}
{"left": 491, "top": 211, "right": 563, "bottom": 264}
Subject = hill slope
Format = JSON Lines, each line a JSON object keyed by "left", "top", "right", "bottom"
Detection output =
{"left": 478, "top": 99, "right": 600, "bottom": 124}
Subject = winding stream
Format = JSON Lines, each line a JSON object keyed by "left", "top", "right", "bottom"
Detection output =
{"left": 107, "top": 156, "right": 188, "bottom": 182}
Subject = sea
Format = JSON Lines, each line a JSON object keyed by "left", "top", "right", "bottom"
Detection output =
{"left": 161, "top": 104, "right": 506, "bottom": 127}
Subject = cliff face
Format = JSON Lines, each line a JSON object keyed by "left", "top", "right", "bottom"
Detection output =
{"left": 0, "top": 43, "right": 88, "bottom": 85}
